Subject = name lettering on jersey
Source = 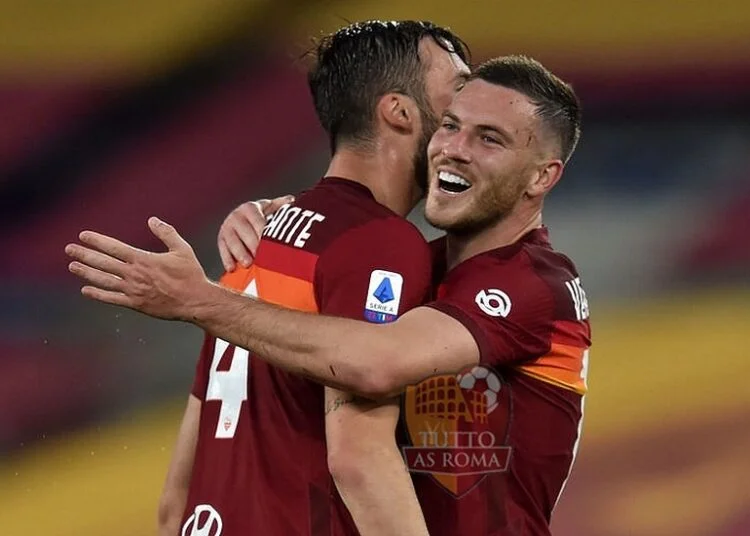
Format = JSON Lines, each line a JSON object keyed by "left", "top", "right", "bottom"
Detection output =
{"left": 475, "top": 289, "right": 512, "bottom": 318}
{"left": 262, "top": 203, "right": 325, "bottom": 249}
{"left": 364, "top": 270, "right": 404, "bottom": 323}
{"left": 182, "top": 504, "right": 223, "bottom": 536}
{"left": 565, "top": 277, "right": 589, "bottom": 321}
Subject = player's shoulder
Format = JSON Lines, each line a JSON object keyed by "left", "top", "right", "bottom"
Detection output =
{"left": 295, "top": 176, "right": 388, "bottom": 221}
{"left": 304, "top": 178, "right": 430, "bottom": 256}
{"left": 363, "top": 212, "right": 429, "bottom": 246}
{"left": 320, "top": 213, "right": 431, "bottom": 269}
{"left": 439, "top": 228, "right": 587, "bottom": 319}
{"left": 282, "top": 177, "right": 427, "bottom": 254}
{"left": 522, "top": 231, "right": 582, "bottom": 283}
{"left": 520, "top": 230, "right": 587, "bottom": 303}
{"left": 518, "top": 230, "right": 590, "bottom": 325}
{"left": 484, "top": 227, "right": 582, "bottom": 289}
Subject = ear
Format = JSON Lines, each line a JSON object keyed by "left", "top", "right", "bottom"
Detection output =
{"left": 526, "top": 160, "right": 564, "bottom": 198}
{"left": 376, "top": 93, "right": 418, "bottom": 135}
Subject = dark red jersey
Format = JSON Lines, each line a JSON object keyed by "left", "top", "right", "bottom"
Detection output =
{"left": 182, "top": 177, "right": 432, "bottom": 536}
{"left": 402, "top": 227, "right": 591, "bottom": 536}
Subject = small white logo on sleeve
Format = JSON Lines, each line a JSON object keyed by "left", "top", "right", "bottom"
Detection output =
{"left": 364, "top": 270, "right": 404, "bottom": 323}
{"left": 182, "top": 504, "right": 223, "bottom": 536}
{"left": 475, "top": 289, "right": 512, "bottom": 318}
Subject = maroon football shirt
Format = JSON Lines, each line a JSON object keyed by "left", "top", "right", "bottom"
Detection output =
{"left": 402, "top": 227, "right": 591, "bottom": 536}
{"left": 181, "top": 178, "right": 432, "bottom": 536}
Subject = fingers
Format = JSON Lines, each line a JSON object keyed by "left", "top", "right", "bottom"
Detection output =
{"left": 232, "top": 204, "right": 264, "bottom": 255}
{"left": 68, "top": 261, "right": 125, "bottom": 292}
{"left": 216, "top": 195, "right": 294, "bottom": 271}
{"left": 222, "top": 227, "right": 253, "bottom": 268}
{"left": 79, "top": 231, "right": 139, "bottom": 262}
{"left": 218, "top": 237, "right": 235, "bottom": 272}
{"left": 81, "top": 285, "right": 132, "bottom": 308}
{"left": 65, "top": 243, "right": 127, "bottom": 277}
{"left": 261, "top": 195, "right": 294, "bottom": 216}
{"left": 218, "top": 203, "right": 258, "bottom": 270}
{"left": 148, "top": 217, "right": 189, "bottom": 252}
{"left": 239, "top": 202, "right": 268, "bottom": 239}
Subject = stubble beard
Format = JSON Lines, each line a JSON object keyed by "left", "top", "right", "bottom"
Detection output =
{"left": 427, "top": 173, "right": 528, "bottom": 237}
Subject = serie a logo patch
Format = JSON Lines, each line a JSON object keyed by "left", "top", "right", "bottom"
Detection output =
{"left": 363, "top": 269, "right": 404, "bottom": 323}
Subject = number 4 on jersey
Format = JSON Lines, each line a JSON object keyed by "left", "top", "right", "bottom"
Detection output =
{"left": 206, "top": 279, "right": 257, "bottom": 438}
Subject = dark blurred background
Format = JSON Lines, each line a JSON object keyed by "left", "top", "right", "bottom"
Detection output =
{"left": 1, "top": 1, "right": 749, "bottom": 534}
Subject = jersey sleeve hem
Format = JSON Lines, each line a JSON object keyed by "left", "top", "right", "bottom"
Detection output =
{"left": 190, "top": 383, "right": 206, "bottom": 401}
{"left": 425, "top": 301, "right": 494, "bottom": 364}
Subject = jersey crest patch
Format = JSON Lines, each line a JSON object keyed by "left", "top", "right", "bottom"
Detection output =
{"left": 364, "top": 269, "right": 404, "bottom": 323}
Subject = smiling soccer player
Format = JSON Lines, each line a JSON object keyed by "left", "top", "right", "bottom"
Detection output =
{"left": 67, "top": 56, "right": 591, "bottom": 536}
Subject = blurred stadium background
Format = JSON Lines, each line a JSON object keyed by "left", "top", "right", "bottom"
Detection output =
{"left": 1, "top": 1, "right": 749, "bottom": 534}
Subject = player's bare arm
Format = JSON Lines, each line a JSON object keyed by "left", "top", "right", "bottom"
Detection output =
{"left": 158, "top": 395, "right": 201, "bottom": 536}
{"left": 188, "top": 288, "right": 481, "bottom": 398}
{"left": 65, "top": 218, "right": 479, "bottom": 397}
{"left": 325, "top": 388, "right": 429, "bottom": 535}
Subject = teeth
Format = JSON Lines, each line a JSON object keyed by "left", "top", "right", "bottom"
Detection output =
{"left": 438, "top": 171, "right": 470, "bottom": 187}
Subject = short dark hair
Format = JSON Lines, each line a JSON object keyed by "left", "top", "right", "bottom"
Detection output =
{"left": 307, "top": 20, "right": 469, "bottom": 153}
{"left": 471, "top": 56, "right": 581, "bottom": 163}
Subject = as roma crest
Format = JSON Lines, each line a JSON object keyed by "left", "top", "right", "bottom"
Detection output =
{"left": 402, "top": 365, "right": 512, "bottom": 497}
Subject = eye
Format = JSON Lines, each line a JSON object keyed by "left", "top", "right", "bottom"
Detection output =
{"left": 481, "top": 135, "right": 501, "bottom": 145}
{"left": 441, "top": 121, "right": 458, "bottom": 131}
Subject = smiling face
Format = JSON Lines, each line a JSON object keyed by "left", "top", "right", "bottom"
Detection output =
{"left": 424, "top": 79, "right": 546, "bottom": 234}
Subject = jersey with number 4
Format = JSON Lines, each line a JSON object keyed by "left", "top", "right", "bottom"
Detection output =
{"left": 181, "top": 177, "right": 432, "bottom": 536}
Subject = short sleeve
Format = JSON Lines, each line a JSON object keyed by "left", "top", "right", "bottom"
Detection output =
{"left": 314, "top": 217, "right": 432, "bottom": 322}
{"left": 426, "top": 256, "right": 555, "bottom": 367}
{"left": 190, "top": 333, "right": 214, "bottom": 400}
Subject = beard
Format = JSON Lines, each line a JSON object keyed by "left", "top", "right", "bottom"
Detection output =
{"left": 413, "top": 105, "right": 440, "bottom": 193}
{"left": 427, "top": 171, "right": 529, "bottom": 236}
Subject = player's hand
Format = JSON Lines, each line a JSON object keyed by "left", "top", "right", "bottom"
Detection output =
{"left": 65, "top": 217, "right": 208, "bottom": 321}
{"left": 218, "top": 195, "right": 294, "bottom": 272}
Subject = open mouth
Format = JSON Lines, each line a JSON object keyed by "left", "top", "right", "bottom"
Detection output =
{"left": 438, "top": 170, "right": 472, "bottom": 194}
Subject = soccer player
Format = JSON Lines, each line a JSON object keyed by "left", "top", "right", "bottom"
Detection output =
{"left": 71, "top": 21, "right": 469, "bottom": 536}
{"left": 68, "top": 56, "right": 589, "bottom": 535}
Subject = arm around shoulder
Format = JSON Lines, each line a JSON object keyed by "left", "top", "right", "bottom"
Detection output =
{"left": 364, "top": 306, "right": 481, "bottom": 397}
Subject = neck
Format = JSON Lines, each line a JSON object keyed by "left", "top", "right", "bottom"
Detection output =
{"left": 324, "top": 139, "right": 422, "bottom": 217}
{"left": 445, "top": 206, "right": 543, "bottom": 270}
